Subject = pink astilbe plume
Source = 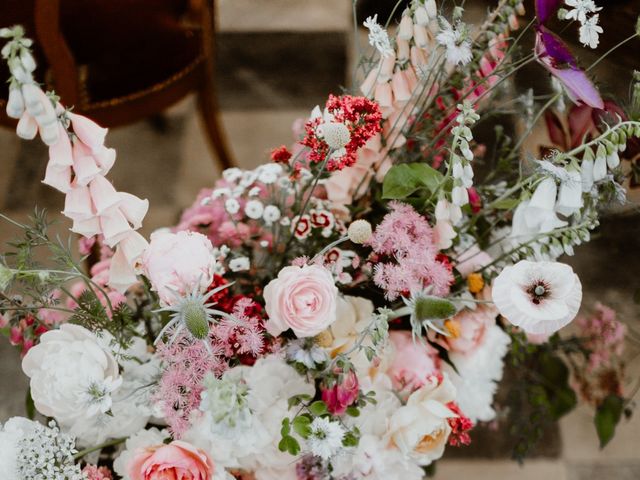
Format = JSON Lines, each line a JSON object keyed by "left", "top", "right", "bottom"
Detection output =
{"left": 154, "top": 331, "right": 227, "bottom": 437}
{"left": 369, "top": 201, "right": 453, "bottom": 300}
{"left": 577, "top": 303, "right": 626, "bottom": 372}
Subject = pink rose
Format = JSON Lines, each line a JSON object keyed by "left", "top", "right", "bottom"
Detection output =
{"left": 263, "top": 264, "right": 338, "bottom": 338}
{"left": 321, "top": 369, "right": 359, "bottom": 415}
{"left": 142, "top": 231, "right": 217, "bottom": 305}
{"left": 129, "top": 440, "right": 214, "bottom": 480}
{"left": 387, "top": 331, "right": 440, "bottom": 393}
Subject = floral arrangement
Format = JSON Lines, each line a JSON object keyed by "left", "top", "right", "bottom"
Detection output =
{"left": 0, "top": 1, "right": 639, "bottom": 479}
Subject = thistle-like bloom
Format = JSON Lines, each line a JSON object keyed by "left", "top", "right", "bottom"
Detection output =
{"left": 154, "top": 281, "right": 234, "bottom": 349}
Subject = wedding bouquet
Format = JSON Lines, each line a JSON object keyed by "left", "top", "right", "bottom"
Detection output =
{"left": 0, "top": 1, "right": 638, "bottom": 479}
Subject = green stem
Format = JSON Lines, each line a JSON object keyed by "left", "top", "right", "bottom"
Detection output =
{"left": 73, "top": 437, "right": 127, "bottom": 460}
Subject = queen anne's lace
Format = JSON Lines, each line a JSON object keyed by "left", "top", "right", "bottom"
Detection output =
{"left": 17, "top": 421, "right": 85, "bottom": 480}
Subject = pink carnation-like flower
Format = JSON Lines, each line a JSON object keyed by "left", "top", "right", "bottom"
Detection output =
{"left": 387, "top": 330, "right": 441, "bottom": 393}
{"left": 321, "top": 369, "right": 359, "bottom": 415}
{"left": 142, "top": 231, "right": 217, "bottom": 305}
{"left": 128, "top": 440, "right": 214, "bottom": 480}
{"left": 263, "top": 264, "right": 338, "bottom": 338}
{"left": 82, "top": 465, "right": 113, "bottom": 480}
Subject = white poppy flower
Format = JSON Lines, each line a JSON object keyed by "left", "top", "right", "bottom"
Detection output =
{"left": 492, "top": 260, "right": 582, "bottom": 335}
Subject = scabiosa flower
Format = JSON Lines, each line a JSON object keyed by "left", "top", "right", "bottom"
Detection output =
{"left": 286, "top": 338, "right": 329, "bottom": 369}
{"left": 436, "top": 18, "right": 472, "bottom": 66}
{"left": 307, "top": 417, "right": 346, "bottom": 460}
{"left": 301, "top": 95, "right": 382, "bottom": 171}
{"left": 492, "top": 260, "right": 582, "bottom": 335}
{"left": 199, "top": 372, "right": 251, "bottom": 434}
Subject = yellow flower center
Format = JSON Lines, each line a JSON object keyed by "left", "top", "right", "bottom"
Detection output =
{"left": 467, "top": 272, "right": 485, "bottom": 294}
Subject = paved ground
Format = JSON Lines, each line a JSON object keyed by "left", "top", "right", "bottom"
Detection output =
{"left": 0, "top": 1, "right": 638, "bottom": 478}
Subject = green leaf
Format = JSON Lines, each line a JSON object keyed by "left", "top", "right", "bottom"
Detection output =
{"left": 595, "top": 395, "right": 624, "bottom": 449}
{"left": 382, "top": 163, "right": 443, "bottom": 200}
{"left": 280, "top": 417, "right": 291, "bottom": 437}
{"left": 346, "top": 406, "right": 360, "bottom": 417}
{"left": 278, "top": 435, "right": 301, "bottom": 455}
{"left": 342, "top": 431, "right": 360, "bottom": 447}
{"left": 491, "top": 198, "right": 520, "bottom": 210}
{"left": 537, "top": 352, "right": 577, "bottom": 419}
{"left": 292, "top": 415, "right": 312, "bottom": 438}
{"left": 309, "top": 400, "right": 328, "bottom": 416}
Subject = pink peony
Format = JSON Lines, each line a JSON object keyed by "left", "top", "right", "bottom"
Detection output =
{"left": 445, "top": 303, "right": 498, "bottom": 355}
{"left": 387, "top": 331, "right": 440, "bottom": 393}
{"left": 321, "top": 369, "right": 359, "bottom": 415}
{"left": 263, "top": 264, "right": 338, "bottom": 338}
{"left": 142, "top": 231, "right": 217, "bottom": 305}
{"left": 128, "top": 440, "right": 214, "bottom": 480}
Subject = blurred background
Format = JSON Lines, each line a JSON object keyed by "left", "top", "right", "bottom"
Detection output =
{"left": 0, "top": 1, "right": 638, "bottom": 478}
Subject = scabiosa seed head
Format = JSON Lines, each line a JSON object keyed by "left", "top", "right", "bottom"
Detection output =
{"left": 322, "top": 122, "right": 351, "bottom": 150}
{"left": 347, "top": 219, "right": 373, "bottom": 244}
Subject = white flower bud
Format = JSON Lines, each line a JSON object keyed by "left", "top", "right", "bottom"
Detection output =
{"left": 347, "top": 219, "right": 373, "bottom": 244}
{"left": 414, "top": 6, "right": 430, "bottom": 26}
{"left": 20, "top": 49, "right": 36, "bottom": 72}
{"left": 16, "top": 112, "right": 37, "bottom": 139}
{"left": 606, "top": 151, "right": 620, "bottom": 170}
{"left": 451, "top": 185, "right": 469, "bottom": 206}
{"left": 580, "top": 158, "right": 594, "bottom": 192}
{"left": 593, "top": 155, "right": 607, "bottom": 181}
{"left": 425, "top": 0, "right": 438, "bottom": 19}
{"left": 6, "top": 85, "right": 24, "bottom": 119}
{"left": 398, "top": 12, "right": 414, "bottom": 40}
{"left": 452, "top": 161, "right": 464, "bottom": 179}
{"left": 322, "top": 122, "right": 351, "bottom": 150}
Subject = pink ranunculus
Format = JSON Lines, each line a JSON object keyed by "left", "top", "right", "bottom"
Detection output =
{"left": 321, "top": 369, "right": 359, "bottom": 415}
{"left": 263, "top": 264, "right": 338, "bottom": 338}
{"left": 142, "top": 231, "right": 217, "bottom": 305}
{"left": 128, "top": 440, "right": 214, "bottom": 480}
{"left": 387, "top": 331, "right": 440, "bottom": 393}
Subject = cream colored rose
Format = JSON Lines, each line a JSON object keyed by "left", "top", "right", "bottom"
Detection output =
{"left": 388, "top": 375, "right": 457, "bottom": 465}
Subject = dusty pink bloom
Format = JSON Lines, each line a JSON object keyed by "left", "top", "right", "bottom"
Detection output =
{"left": 387, "top": 330, "right": 441, "bottom": 393}
{"left": 142, "top": 231, "right": 217, "bottom": 305}
{"left": 370, "top": 202, "right": 453, "bottom": 300}
{"left": 128, "top": 440, "right": 214, "bottom": 480}
{"left": 445, "top": 303, "right": 498, "bottom": 355}
{"left": 321, "top": 369, "right": 359, "bottom": 415}
{"left": 263, "top": 264, "right": 338, "bottom": 338}
{"left": 578, "top": 303, "right": 626, "bottom": 371}
{"left": 82, "top": 465, "right": 113, "bottom": 480}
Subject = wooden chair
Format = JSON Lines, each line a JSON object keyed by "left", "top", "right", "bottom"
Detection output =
{"left": 0, "top": 0, "right": 234, "bottom": 170}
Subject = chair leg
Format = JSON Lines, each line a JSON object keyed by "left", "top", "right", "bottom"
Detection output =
{"left": 197, "top": 86, "right": 235, "bottom": 171}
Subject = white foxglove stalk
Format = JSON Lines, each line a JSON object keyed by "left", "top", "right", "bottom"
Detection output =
{"left": 414, "top": 6, "right": 430, "bottom": 26}
{"left": 581, "top": 158, "right": 595, "bottom": 191}
{"left": 16, "top": 112, "right": 37, "bottom": 139}
{"left": 435, "top": 199, "right": 462, "bottom": 225}
{"left": 451, "top": 185, "right": 468, "bottom": 206}
{"left": 556, "top": 170, "right": 583, "bottom": 216}
{"left": 398, "top": 12, "right": 414, "bottom": 40}
{"left": 6, "top": 85, "right": 24, "bottom": 119}
{"left": 526, "top": 178, "right": 557, "bottom": 228}
{"left": 425, "top": 0, "right": 438, "bottom": 19}
{"left": 593, "top": 153, "right": 607, "bottom": 181}
{"left": 607, "top": 150, "right": 620, "bottom": 169}
{"left": 492, "top": 260, "right": 582, "bottom": 335}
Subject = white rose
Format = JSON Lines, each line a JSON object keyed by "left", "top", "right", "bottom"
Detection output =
{"left": 388, "top": 375, "right": 457, "bottom": 466}
{"left": 21, "top": 324, "right": 121, "bottom": 431}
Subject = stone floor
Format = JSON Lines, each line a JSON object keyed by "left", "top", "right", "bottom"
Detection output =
{"left": 1, "top": 1, "right": 639, "bottom": 478}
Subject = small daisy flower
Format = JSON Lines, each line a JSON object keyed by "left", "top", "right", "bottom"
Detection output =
{"left": 363, "top": 14, "right": 395, "bottom": 58}
{"left": 212, "top": 187, "right": 231, "bottom": 199}
{"left": 307, "top": 417, "right": 345, "bottom": 460}
{"left": 257, "top": 163, "right": 283, "bottom": 184}
{"left": 244, "top": 199, "right": 264, "bottom": 219}
{"left": 225, "top": 198, "right": 240, "bottom": 214}
{"left": 222, "top": 167, "right": 243, "bottom": 183}
{"left": 263, "top": 205, "right": 281, "bottom": 225}
{"left": 229, "top": 257, "right": 250, "bottom": 272}
{"left": 248, "top": 186, "right": 261, "bottom": 197}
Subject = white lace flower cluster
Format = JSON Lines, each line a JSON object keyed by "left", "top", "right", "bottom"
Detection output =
{"left": 0, "top": 417, "right": 84, "bottom": 480}
{"left": 561, "top": 0, "right": 603, "bottom": 49}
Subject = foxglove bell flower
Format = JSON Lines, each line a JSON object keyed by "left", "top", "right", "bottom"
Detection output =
{"left": 492, "top": 260, "right": 582, "bottom": 334}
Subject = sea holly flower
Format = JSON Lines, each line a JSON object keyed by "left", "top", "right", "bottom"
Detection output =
{"left": 535, "top": 26, "right": 604, "bottom": 109}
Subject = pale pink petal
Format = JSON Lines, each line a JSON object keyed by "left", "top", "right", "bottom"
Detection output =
{"left": 62, "top": 185, "right": 94, "bottom": 220}
{"left": 73, "top": 141, "right": 101, "bottom": 186}
{"left": 71, "top": 216, "right": 101, "bottom": 238}
{"left": 48, "top": 124, "right": 74, "bottom": 167}
{"left": 69, "top": 112, "right": 108, "bottom": 152}
{"left": 108, "top": 245, "right": 139, "bottom": 293}
{"left": 93, "top": 147, "right": 116, "bottom": 174}
{"left": 392, "top": 70, "right": 412, "bottom": 102}
{"left": 119, "top": 230, "right": 149, "bottom": 272}
{"left": 118, "top": 192, "right": 149, "bottom": 229}
{"left": 42, "top": 163, "right": 72, "bottom": 193}
{"left": 89, "top": 175, "right": 121, "bottom": 214}
{"left": 375, "top": 82, "right": 393, "bottom": 108}
{"left": 100, "top": 207, "right": 132, "bottom": 247}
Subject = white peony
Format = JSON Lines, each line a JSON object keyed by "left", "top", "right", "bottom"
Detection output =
{"left": 113, "top": 427, "right": 168, "bottom": 480}
{"left": 443, "top": 325, "right": 511, "bottom": 422}
{"left": 21, "top": 324, "right": 121, "bottom": 432}
{"left": 388, "top": 375, "right": 457, "bottom": 466}
{"left": 492, "top": 260, "right": 582, "bottom": 335}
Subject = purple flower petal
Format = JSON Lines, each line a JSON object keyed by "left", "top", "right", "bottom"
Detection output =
{"left": 537, "top": 26, "right": 577, "bottom": 68}
{"left": 553, "top": 69, "right": 604, "bottom": 109}
{"left": 535, "top": 0, "right": 563, "bottom": 24}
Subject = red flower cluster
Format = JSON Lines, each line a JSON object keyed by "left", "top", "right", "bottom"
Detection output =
{"left": 446, "top": 402, "right": 473, "bottom": 447}
{"left": 4, "top": 314, "right": 49, "bottom": 357}
{"left": 270, "top": 145, "right": 293, "bottom": 164}
{"left": 301, "top": 94, "right": 382, "bottom": 171}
